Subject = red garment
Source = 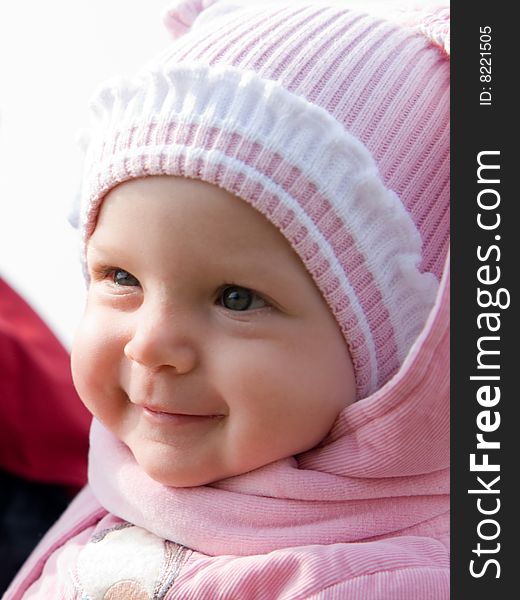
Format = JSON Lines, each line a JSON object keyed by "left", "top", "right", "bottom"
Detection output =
{"left": 0, "top": 278, "right": 91, "bottom": 488}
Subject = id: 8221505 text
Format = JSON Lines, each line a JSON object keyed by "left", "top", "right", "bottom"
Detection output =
{"left": 479, "top": 26, "right": 492, "bottom": 106}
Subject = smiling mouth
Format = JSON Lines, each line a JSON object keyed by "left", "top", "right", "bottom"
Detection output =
{"left": 137, "top": 403, "right": 224, "bottom": 425}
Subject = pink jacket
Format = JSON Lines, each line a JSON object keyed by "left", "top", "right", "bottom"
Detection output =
{"left": 4, "top": 262, "right": 449, "bottom": 599}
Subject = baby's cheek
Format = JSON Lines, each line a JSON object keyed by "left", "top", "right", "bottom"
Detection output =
{"left": 71, "top": 313, "right": 119, "bottom": 408}
{"left": 71, "top": 332, "right": 98, "bottom": 411}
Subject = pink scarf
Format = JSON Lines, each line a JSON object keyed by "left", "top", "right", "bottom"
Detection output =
{"left": 89, "top": 260, "right": 450, "bottom": 557}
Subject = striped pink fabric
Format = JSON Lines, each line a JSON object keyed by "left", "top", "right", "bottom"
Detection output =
{"left": 164, "top": 1, "right": 450, "bottom": 278}
{"left": 75, "top": 2, "right": 449, "bottom": 398}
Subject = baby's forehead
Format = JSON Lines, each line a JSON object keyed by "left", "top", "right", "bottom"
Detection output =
{"left": 90, "top": 176, "right": 302, "bottom": 266}
{"left": 86, "top": 176, "right": 329, "bottom": 316}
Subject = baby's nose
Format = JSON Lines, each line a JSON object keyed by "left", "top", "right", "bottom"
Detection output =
{"left": 123, "top": 304, "right": 198, "bottom": 374}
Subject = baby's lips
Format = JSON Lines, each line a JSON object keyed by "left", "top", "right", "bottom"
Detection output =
{"left": 131, "top": 398, "right": 225, "bottom": 419}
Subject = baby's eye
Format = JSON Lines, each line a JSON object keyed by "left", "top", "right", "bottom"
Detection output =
{"left": 111, "top": 269, "right": 140, "bottom": 287}
{"left": 219, "top": 286, "right": 267, "bottom": 311}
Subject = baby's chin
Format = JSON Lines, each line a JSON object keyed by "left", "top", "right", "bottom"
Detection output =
{"left": 132, "top": 448, "right": 287, "bottom": 488}
{"left": 126, "top": 429, "right": 328, "bottom": 488}
{"left": 130, "top": 448, "right": 240, "bottom": 488}
{"left": 145, "top": 468, "right": 225, "bottom": 488}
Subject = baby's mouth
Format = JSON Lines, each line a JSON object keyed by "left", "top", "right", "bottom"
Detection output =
{"left": 132, "top": 399, "right": 225, "bottom": 425}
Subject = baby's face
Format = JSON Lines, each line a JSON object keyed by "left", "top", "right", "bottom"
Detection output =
{"left": 72, "top": 176, "right": 355, "bottom": 487}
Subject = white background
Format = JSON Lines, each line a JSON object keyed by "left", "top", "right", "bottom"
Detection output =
{"left": 0, "top": 0, "right": 441, "bottom": 349}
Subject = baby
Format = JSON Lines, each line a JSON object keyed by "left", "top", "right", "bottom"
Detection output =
{"left": 76, "top": 175, "right": 357, "bottom": 489}
{"left": 6, "top": 1, "right": 450, "bottom": 598}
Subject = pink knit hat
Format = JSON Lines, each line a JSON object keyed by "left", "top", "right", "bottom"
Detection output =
{"left": 74, "top": 1, "right": 450, "bottom": 400}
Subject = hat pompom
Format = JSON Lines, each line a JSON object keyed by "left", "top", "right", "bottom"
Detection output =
{"left": 419, "top": 6, "right": 450, "bottom": 56}
{"left": 388, "top": 5, "right": 450, "bottom": 57}
{"left": 163, "top": 0, "right": 219, "bottom": 40}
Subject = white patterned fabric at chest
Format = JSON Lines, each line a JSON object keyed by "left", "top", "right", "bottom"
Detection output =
{"left": 74, "top": 522, "right": 191, "bottom": 600}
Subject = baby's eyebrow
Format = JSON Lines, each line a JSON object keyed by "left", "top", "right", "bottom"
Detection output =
{"left": 86, "top": 241, "right": 125, "bottom": 258}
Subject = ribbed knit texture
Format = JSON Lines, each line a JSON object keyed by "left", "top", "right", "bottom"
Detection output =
{"left": 75, "top": 1, "right": 449, "bottom": 398}
{"left": 163, "top": 1, "right": 450, "bottom": 277}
